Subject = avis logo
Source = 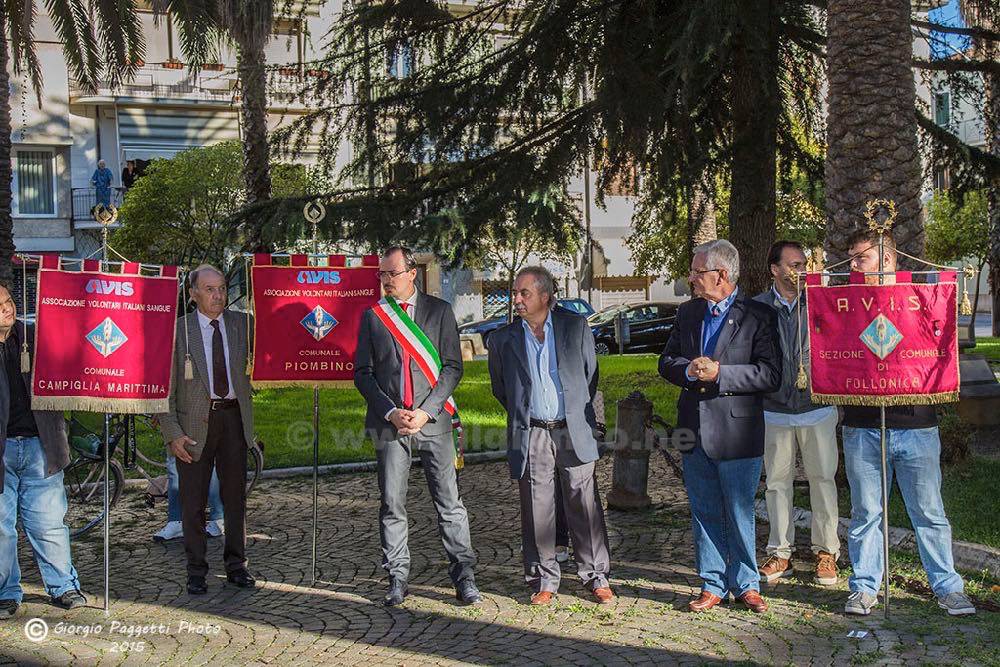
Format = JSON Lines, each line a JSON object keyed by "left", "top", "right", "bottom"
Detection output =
{"left": 85, "top": 279, "right": 134, "bottom": 296}
{"left": 297, "top": 270, "right": 342, "bottom": 285}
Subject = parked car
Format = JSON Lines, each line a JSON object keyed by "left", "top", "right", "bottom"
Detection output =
{"left": 458, "top": 298, "right": 595, "bottom": 348}
{"left": 588, "top": 302, "right": 678, "bottom": 355}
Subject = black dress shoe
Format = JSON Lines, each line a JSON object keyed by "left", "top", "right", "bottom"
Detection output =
{"left": 0, "top": 599, "right": 20, "bottom": 619}
{"left": 187, "top": 576, "right": 208, "bottom": 595}
{"left": 52, "top": 590, "right": 87, "bottom": 609}
{"left": 384, "top": 579, "right": 407, "bottom": 607}
{"left": 226, "top": 569, "right": 257, "bottom": 589}
{"left": 455, "top": 580, "right": 483, "bottom": 605}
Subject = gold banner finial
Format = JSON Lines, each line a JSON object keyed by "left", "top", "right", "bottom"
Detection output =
{"left": 863, "top": 199, "right": 896, "bottom": 235}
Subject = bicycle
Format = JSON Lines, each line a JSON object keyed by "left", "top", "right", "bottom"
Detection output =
{"left": 64, "top": 413, "right": 265, "bottom": 538}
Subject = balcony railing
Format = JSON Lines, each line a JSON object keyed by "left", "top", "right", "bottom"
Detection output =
{"left": 69, "top": 67, "right": 316, "bottom": 108}
{"left": 71, "top": 187, "right": 125, "bottom": 224}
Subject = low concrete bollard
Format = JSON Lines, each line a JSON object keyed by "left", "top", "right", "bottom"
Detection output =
{"left": 606, "top": 391, "right": 654, "bottom": 510}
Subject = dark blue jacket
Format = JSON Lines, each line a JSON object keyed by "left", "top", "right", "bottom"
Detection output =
{"left": 659, "top": 291, "right": 781, "bottom": 460}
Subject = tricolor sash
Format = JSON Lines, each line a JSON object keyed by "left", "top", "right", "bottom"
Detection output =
{"left": 371, "top": 296, "right": 464, "bottom": 469}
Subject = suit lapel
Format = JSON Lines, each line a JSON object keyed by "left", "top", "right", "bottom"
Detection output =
{"left": 509, "top": 318, "right": 531, "bottom": 383}
{"left": 223, "top": 310, "right": 244, "bottom": 375}
{"left": 690, "top": 299, "right": 707, "bottom": 357}
{"left": 552, "top": 310, "right": 570, "bottom": 385}
{"left": 712, "top": 293, "right": 745, "bottom": 361}
{"left": 188, "top": 312, "right": 211, "bottom": 395}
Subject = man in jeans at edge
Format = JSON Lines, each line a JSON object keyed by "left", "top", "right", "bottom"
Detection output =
{"left": 754, "top": 240, "right": 840, "bottom": 587}
{"left": 842, "top": 229, "right": 974, "bottom": 617}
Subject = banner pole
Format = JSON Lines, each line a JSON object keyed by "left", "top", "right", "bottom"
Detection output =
{"left": 96, "top": 204, "right": 118, "bottom": 616}
{"left": 875, "top": 212, "right": 891, "bottom": 620}
{"left": 304, "top": 201, "right": 326, "bottom": 586}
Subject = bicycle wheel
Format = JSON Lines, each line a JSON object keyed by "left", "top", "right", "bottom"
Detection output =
{"left": 63, "top": 456, "right": 125, "bottom": 538}
{"left": 245, "top": 440, "right": 264, "bottom": 496}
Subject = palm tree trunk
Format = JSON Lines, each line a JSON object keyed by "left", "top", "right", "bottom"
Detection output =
{"left": 237, "top": 37, "right": 273, "bottom": 250}
{"left": 729, "top": 2, "right": 779, "bottom": 295}
{"left": 0, "top": 13, "right": 15, "bottom": 287}
{"left": 824, "top": 0, "right": 925, "bottom": 267}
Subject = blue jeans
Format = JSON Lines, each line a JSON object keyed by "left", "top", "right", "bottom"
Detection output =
{"left": 682, "top": 446, "right": 763, "bottom": 598}
{"left": 843, "top": 426, "right": 964, "bottom": 597}
{"left": 0, "top": 437, "right": 82, "bottom": 602}
{"left": 166, "top": 454, "right": 223, "bottom": 523}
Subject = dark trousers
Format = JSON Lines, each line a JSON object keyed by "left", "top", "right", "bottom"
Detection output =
{"left": 519, "top": 426, "right": 611, "bottom": 592}
{"left": 376, "top": 431, "right": 477, "bottom": 586}
{"left": 177, "top": 405, "right": 248, "bottom": 578}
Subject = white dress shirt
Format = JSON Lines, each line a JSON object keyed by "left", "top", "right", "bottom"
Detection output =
{"left": 197, "top": 310, "right": 235, "bottom": 400}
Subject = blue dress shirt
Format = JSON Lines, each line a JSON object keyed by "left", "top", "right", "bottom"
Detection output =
{"left": 522, "top": 312, "right": 566, "bottom": 420}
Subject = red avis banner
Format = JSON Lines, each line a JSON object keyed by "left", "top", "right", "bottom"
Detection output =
{"left": 805, "top": 273, "right": 959, "bottom": 406}
{"left": 31, "top": 256, "right": 179, "bottom": 413}
{"left": 250, "top": 254, "right": 380, "bottom": 387}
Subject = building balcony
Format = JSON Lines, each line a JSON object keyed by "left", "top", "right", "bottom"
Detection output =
{"left": 69, "top": 66, "right": 317, "bottom": 111}
{"left": 71, "top": 187, "right": 125, "bottom": 227}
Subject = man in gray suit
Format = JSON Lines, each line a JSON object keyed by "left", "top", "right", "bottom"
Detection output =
{"left": 488, "top": 266, "right": 613, "bottom": 606}
{"left": 157, "top": 265, "right": 256, "bottom": 595}
{"left": 355, "top": 246, "right": 481, "bottom": 607}
{"left": 0, "top": 285, "right": 86, "bottom": 618}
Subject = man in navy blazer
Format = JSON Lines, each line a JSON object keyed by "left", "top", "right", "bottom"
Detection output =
{"left": 660, "top": 239, "right": 781, "bottom": 613}
{"left": 488, "top": 266, "right": 612, "bottom": 606}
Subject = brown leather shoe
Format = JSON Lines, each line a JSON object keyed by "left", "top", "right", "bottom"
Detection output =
{"left": 739, "top": 590, "right": 768, "bottom": 613}
{"left": 530, "top": 591, "right": 554, "bottom": 606}
{"left": 592, "top": 587, "right": 615, "bottom": 604}
{"left": 688, "top": 590, "right": 723, "bottom": 612}
{"left": 759, "top": 555, "right": 793, "bottom": 583}
{"left": 815, "top": 551, "right": 839, "bottom": 586}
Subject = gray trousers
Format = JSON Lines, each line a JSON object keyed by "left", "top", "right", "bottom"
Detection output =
{"left": 518, "top": 426, "right": 611, "bottom": 593}
{"left": 376, "top": 431, "right": 476, "bottom": 586}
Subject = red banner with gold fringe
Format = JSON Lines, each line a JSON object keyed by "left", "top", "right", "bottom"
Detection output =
{"left": 250, "top": 255, "right": 380, "bottom": 387}
{"left": 805, "top": 273, "right": 959, "bottom": 406}
{"left": 31, "top": 257, "right": 179, "bottom": 412}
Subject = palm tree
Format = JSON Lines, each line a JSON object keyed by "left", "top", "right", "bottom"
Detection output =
{"left": 155, "top": 1, "right": 276, "bottom": 248}
{"left": 0, "top": 2, "right": 144, "bottom": 285}
{"left": 824, "top": 0, "right": 926, "bottom": 267}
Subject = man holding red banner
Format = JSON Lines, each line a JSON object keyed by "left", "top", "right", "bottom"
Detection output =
{"left": 157, "top": 265, "right": 256, "bottom": 596}
{"left": 0, "top": 285, "right": 87, "bottom": 618}
{"left": 354, "top": 246, "right": 480, "bottom": 607}
{"left": 841, "top": 230, "right": 974, "bottom": 617}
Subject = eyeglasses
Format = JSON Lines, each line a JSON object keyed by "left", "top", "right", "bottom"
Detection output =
{"left": 689, "top": 268, "right": 721, "bottom": 277}
{"left": 377, "top": 269, "right": 412, "bottom": 279}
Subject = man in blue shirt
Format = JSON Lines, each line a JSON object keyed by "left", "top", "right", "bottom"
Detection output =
{"left": 488, "top": 266, "right": 612, "bottom": 606}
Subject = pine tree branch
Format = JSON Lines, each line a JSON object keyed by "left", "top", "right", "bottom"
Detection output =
{"left": 916, "top": 111, "right": 1000, "bottom": 184}
{"left": 912, "top": 57, "right": 1000, "bottom": 76}
{"left": 911, "top": 19, "right": 1000, "bottom": 43}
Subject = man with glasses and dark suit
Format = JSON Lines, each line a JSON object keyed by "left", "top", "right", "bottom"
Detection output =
{"left": 355, "top": 246, "right": 481, "bottom": 607}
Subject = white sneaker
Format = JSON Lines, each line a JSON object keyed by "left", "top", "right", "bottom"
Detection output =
{"left": 555, "top": 545, "right": 570, "bottom": 563}
{"left": 938, "top": 591, "right": 976, "bottom": 616}
{"left": 153, "top": 521, "right": 183, "bottom": 542}
{"left": 206, "top": 519, "right": 225, "bottom": 537}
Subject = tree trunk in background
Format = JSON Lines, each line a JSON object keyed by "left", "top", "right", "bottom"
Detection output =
{"left": 0, "top": 14, "right": 15, "bottom": 288}
{"left": 729, "top": 1, "right": 779, "bottom": 295}
{"left": 689, "top": 178, "right": 718, "bottom": 249}
{"left": 237, "top": 38, "right": 273, "bottom": 250}
{"left": 825, "top": 0, "right": 925, "bottom": 268}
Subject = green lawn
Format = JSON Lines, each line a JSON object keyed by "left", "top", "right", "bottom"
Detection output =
{"left": 78, "top": 354, "right": 679, "bottom": 470}
{"left": 968, "top": 336, "right": 1000, "bottom": 362}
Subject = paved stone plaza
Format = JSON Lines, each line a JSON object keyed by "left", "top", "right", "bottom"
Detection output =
{"left": 1, "top": 454, "right": 996, "bottom": 665}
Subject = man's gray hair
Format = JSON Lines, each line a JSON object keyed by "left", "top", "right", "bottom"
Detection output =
{"left": 516, "top": 265, "right": 558, "bottom": 310}
{"left": 189, "top": 264, "right": 225, "bottom": 289}
{"left": 693, "top": 239, "right": 740, "bottom": 284}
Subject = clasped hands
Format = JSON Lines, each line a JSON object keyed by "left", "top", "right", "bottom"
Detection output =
{"left": 390, "top": 408, "right": 431, "bottom": 436}
{"left": 687, "top": 356, "right": 720, "bottom": 382}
